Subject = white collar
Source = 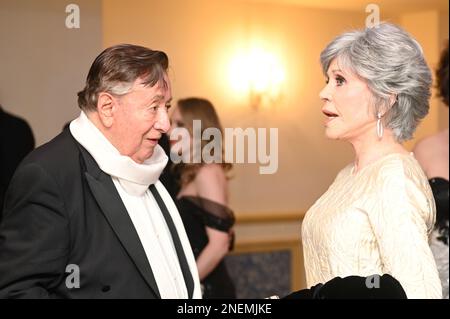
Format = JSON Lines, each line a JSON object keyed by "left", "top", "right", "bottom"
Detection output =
{"left": 70, "top": 111, "right": 168, "bottom": 196}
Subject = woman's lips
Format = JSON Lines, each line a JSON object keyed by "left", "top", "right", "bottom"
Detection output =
{"left": 322, "top": 109, "right": 338, "bottom": 117}
{"left": 322, "top": 109, "right": 339, "bottom": 125}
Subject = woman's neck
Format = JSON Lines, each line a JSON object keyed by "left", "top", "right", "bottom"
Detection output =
{"left": 350, "top": 130, "right": 408, "bottom": 174}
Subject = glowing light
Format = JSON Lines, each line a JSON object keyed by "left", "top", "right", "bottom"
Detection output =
{"left": 228, "top": 48, "right": 285, "bottom": 109}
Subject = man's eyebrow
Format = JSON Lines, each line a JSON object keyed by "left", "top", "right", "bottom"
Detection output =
{"left": 151, "top": 95, "right": 172, "bottom": 103}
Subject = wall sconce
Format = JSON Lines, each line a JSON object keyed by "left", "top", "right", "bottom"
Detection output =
{"left": 229, "top": 48, "right": 285, "bottom": 110}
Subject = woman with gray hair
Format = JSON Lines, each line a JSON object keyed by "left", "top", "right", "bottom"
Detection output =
{"left": 301, "top": 23, "right": 442, "bottom": 299}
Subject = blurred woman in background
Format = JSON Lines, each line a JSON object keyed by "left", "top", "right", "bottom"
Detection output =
{"left": 168, "top": 97, "right": 236, "bottom": 298}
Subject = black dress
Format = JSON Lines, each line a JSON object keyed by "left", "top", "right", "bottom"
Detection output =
{"left": 428, "top": 177, "right": 449, "bottom": 298}
{"left": 429, "top": 177, "right": 449, "bottom": 245}
{"left": 175, "top": 196, "right": 236, "bottom": 299}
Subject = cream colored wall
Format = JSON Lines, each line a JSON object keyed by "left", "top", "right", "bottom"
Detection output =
{"left": 0, "top": 0, "right": 102, "bottom": 146}
{"left": 103, "top": 0, "right": 366, "bottom": 213}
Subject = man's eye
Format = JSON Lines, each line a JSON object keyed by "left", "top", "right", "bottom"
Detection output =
{"left": 176, "top": 121, "right": 184, "bottom": 127}
{"left": 165, "top": 104, "right": 172, "bottom": 110}
{"left": 325, "top": 78, "right": 329, "bottom": 84}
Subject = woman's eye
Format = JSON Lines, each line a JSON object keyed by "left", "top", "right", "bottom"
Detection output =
{"left": 335, "top": 76, "right": 345, "bottom": 86}
{"left": 176, "top": 121, "right": 184, "bottom": 128}
{"left": 325, "top": 78, "right": 329, "bottom": 85}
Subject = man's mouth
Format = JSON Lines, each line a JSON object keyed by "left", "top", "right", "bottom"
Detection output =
{"left": 146, "top": 137, "right": 161, "bottom": 144}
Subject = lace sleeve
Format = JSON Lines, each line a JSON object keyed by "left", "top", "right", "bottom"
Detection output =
{"left": 182, "top": 196, "right": 235, "bottom": 232}
{"left": 368, "top": 173, "right": 442, "bottom": 299}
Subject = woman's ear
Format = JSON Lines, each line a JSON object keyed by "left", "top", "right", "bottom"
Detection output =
{"left": 389, "top": 94, "right": 398, "bottom": 108}
{"left": 378, "top": 94, "right": 397, "bottom": 118}
{"left": 96, "top": 92, "right": 116, "bottom": 128}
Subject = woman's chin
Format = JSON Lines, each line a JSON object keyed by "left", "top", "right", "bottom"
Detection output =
{"left": 324, "top": 130, "right": 340, "bottom": 140}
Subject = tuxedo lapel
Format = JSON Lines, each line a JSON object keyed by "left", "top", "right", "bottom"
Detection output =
{"left": 149, "top": 185, "right": 194, "bottom": 298}
{"left": 79, "top": 146, "right": 161, "bottom": 298}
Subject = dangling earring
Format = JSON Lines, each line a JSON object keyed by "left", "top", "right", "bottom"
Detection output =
{"left": 376, "top": 112, "right": 383, "bottom": 139}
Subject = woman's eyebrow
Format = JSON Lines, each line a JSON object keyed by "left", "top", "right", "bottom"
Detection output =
{"left": 326, "top": 68, "right": 343, "bottom": 77}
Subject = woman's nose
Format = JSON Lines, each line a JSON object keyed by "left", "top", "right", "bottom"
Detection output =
{"left": 319, "top": 85, "right": 331, "bottom": 102}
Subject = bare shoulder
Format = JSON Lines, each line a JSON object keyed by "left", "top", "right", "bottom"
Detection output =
{"left": 196, "top": 163, "right": 227, "bottom": 182}
{"left": 414, "top": 133, "right": 440, "bottom": 162}
{"left": 413, "top": 129, "right": 449, "bottom": 177}
{"left": 194, "top": 164, "right": 228, "bottom": 204}
{"left": 414, "top": 130, "right": 448, "bottom": 155}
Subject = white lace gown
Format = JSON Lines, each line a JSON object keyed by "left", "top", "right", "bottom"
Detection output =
{"left": 302, "top": 153, "right": 442, "bottom": 299}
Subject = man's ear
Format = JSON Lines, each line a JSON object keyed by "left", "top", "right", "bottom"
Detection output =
{"left": 96, "top": 92, "right": 116, "bottom": 128}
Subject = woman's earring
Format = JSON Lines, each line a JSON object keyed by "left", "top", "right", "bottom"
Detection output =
{"left": 376, "top": 112, "right": 383, "bottom": 139}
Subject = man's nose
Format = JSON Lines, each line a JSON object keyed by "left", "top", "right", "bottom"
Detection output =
{"left": 155, "top": 109, "right": 170, "bottom": 133}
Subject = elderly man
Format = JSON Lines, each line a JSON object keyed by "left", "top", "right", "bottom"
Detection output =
{"left": 0, "top": 44, "right": 201, "bottom": 299}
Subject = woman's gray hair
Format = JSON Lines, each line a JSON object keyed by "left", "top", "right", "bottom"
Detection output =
{"left": 320, "top": 23, "right": 432, "bottom": 142}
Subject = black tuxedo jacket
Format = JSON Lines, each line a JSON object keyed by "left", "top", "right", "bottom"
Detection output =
{"left": 0, "top": 129, "right": 194, "bottom": 298}
{"left": 0, "top": 108, "right": 35, "bottom": 216}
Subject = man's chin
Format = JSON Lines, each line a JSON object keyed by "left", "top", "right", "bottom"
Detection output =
{"left": 130, "top": 148, "right": 155, "bottom": 164}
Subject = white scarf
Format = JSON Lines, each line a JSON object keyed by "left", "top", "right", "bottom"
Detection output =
{"left": 70, "top": 111, "right": 168, "bottom": 196}
{"left": 69, "top": 111, "right": 201, "bottom": 299}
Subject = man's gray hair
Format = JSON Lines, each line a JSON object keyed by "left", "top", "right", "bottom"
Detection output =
{"left": 320, "top": 23, "right": 432, "bottom": 142}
